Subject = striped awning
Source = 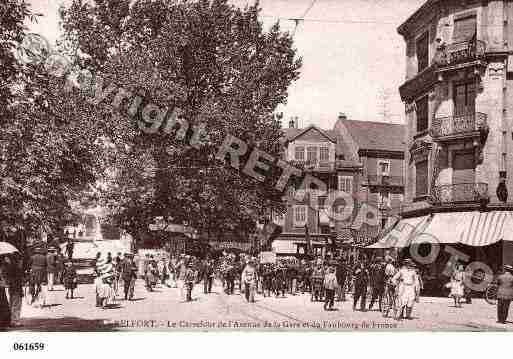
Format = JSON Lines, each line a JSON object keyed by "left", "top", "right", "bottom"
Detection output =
{"left": 422, "top": 211, "right": 513, "bottom": 247}
{"left": 366, "top": 215, "right": 431, "bottom": 249}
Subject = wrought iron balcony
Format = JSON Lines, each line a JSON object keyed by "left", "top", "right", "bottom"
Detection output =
{"left": 431, "top": 112, "right": 488, "bottom": 141}
{"left": 431, "top": 182, "right": 488, "bottom": 205}
{"left": 364, "top": 175, "right": 404, "bottom": 187}
{"left": 289, "top": 160, "right": 334, "bottom": 172}
{"left": 433, "top": 40, "right": 486, "bottom": 70}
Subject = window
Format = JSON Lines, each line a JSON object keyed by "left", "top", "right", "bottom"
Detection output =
{"left": 453, "top": 82, "right": 475, "bottom": 117}
{"left": 319, "top": 147, "right": 329, "bottom": 162}
{"left": 378, "top": 160, "right": 390, "bottom": 176}
{"left": 293, "top": 205, "right": 307, "bottom": 227}
{"left": 453, "top": 15, "right": 477, "bottom": 43}
{"left": 338, "top": 175, "right": 353, "bottom": 193}
{"left": 379, "top": 191, "right": 391, "bottom": 207}
{"left": 307, "top": 146, "right": 317, "bottom": 163}
{"left": 416, "top": 96, "right": 428, "bottom": 133}
{"left": 294, "top": 146, "right": 305, "bottom": 161}
{"left": 416, "top": 32, "right": 429, "bottom": 72}
{"left": 415, "top": 160, "right": 429, "bottom": 197}
{"left": 318, "top": 196, "right": 327, "bottom": 208}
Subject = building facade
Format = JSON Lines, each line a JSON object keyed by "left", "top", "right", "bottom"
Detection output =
{"left": 271, "top": 114, "right": 405, "bottom": 257}
{"left": 383, "top": 0, "right": 513, "bottom": 279}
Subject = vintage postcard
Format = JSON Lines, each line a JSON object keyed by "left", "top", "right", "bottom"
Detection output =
{"left": 2, "top": 0, "right": 513, "bottom": 338}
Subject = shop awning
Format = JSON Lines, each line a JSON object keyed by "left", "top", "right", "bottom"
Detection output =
{"left": 406, "top": 211, "right": 513, "bottom": 247}
{"left": 366, "top": 215, "right": 431, "bottom": 249}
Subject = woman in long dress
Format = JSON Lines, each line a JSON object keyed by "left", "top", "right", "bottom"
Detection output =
{"left": 448, "top": 264, "right": 465, "bottom": 308}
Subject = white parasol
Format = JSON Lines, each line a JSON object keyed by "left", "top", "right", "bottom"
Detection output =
{"left": 0, "top": 241, "right": 19, "bottom": 255}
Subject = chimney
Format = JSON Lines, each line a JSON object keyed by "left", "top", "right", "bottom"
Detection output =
{"left": 288, "top": 117, "right": 295, "bottom": 128}
{"left": 294, "top": 116, "right": 299, "bottom": 129}
{"left": 338, "top": 112, "right": 347, "bottom": 121}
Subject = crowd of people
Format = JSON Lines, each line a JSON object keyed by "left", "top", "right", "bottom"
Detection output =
{"left": 4, "top": 242, "right": 513, "bottom": 329}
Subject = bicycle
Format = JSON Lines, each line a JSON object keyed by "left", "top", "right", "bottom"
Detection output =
{"left": 485, "top": 282, "right": 498, "bottom": 305}
{"left": 381, "top": 282, "right": 397, "bottom": 318}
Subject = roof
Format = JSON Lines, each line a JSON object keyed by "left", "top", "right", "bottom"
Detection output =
{"left": 397, "top": 0, "right": 439, "bottom": 36}
{"left": 342, "top": 119, "right": 406, "bottom": 153}
{"left": 282, "top": 125, "right": 336, "bottom": 143}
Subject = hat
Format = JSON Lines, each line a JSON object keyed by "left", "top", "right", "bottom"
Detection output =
{"left": 504, "top": 264, "right": 513, "bottom": 272}
{"left": 403, "top": 259, "right": 416, "bottom": 267}
{"left": 101, "top": 273, "right": 114, "bottom": 280}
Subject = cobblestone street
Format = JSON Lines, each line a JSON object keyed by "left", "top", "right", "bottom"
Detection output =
{"left": 12, "top": 280, "right": 513, "bottom": 332}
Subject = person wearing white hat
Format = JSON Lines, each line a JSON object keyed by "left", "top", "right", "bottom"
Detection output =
{"left": 391, "top": 258, "right": 420, "bottom": 320}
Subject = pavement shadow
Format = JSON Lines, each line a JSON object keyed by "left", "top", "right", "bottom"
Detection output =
{"left": 13, "top": 317, "right": 119, "bottom": 332}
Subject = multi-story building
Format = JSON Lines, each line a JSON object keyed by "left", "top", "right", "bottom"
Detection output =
{"left": 271, "top": 114, "right": 405, "bottom": 257}
{"left": 384, "top": 0, "right": 513, "bottom": 276}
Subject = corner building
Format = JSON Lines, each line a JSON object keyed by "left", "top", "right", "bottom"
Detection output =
{"left": 379, "top": 0, "right": 513, "bottom": 282}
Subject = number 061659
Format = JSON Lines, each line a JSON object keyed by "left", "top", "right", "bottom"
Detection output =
{"left": 13, "top": 343, "right": 45, "bottom": 351}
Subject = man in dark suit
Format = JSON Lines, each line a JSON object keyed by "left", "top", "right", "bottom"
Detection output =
{"left": 353, "top": 261, "right": 369, "bottom": 311}
{"left": 497, "top": 264, "right": 513, "bottom": 323}
{"left": 368, "top": 257, "right": 385, "bottom": 311}
{"left": 335, "top": 257, "right": 348, "bottom": 301}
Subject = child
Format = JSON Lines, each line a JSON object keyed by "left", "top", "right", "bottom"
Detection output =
{"left": 62, "top": 260, "right": 77, "bottom": 299}
{"left": 96, "top": 274, "right": 116, "bottom": 309}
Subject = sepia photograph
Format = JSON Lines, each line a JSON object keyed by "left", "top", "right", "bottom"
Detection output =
{"left": 2, "top": 0, "right": 513, "bottom": 339}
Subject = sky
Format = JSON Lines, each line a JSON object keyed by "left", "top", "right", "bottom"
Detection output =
{"left": 27, "top": 0, "right": 425, "bottom": 129}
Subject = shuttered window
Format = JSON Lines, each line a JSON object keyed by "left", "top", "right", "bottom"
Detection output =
{"left": 293, "top": 205, "right": 307, "bottom": 227}
{"left": 453, "top": 151, "right": 475, "bottom": 184}
{"left": 416, "top": 32, "right": 429, "bottom": 72}
{"left": 453, "top": 15, "right": 477, "bottom": 43}
{"left": 338, "top": 175, "right": 353, "bottom": 193}
{"left": 416, "top": 160, "right": 429, "bottom": 196}
{"left": 453, "top": 82, "right": 475, "bottom": 116}
{"left": 416, "top": 96, "right": 429, "bottom": 133}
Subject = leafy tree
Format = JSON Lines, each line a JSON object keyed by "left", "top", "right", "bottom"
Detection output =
{"left": 60, "top": 0, "right": 302, "bottom": 243}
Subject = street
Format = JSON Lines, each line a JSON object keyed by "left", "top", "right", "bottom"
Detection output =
{"left": 13, "top": 280, "right": 512, "bottom": 332}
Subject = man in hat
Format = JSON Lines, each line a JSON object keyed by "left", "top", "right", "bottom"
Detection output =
{"left": 2, "top": 253, "right": 24, "bottom": 327}
{"left": 335, "top": 257, "right": 348, "bottom": 301}
{"left": 368, "top": 257, "right": 386, "bottom": 312}
{"left": 392, "top": 258, "right": 420, "bottom": 320}
{"left": 121, "top": 253, "right": 137, "bottom": 301}
{"left": 241, "top": 259, "right": 258, "bottom": 303}
{"left": 184, "top": 262, "right": 196, "bottom": 302}
{"left": 29, "top": 247, "right": 47, "bottom": 306}
{"left": 496, "top": 264, "right": 513, "bottom": 324}
{"left": 46, "top": 247, "right": 58, "bottom": 291}
{"left": 65, "top": 238, "right": 74, "bottom": 260}
{"left": 352, "top": 261, "right": 369, "bottom": 311}
{"left": 323, "top": 266, "right": 338, "bottom": 311}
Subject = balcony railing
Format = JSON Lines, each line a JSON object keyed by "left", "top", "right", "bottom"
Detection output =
{"left": 289, "top": 160, "right": 334, "bottom": 171}
{"left": 431, "top": 112, "right": 488, "bottom": 140}
{"left": 365, "top": 175, "right": 404, "bottom": 187}
{"left": 433, "top": 40, "right": 486, "bottom": 69}
{"left": 431, "top": 182, "right": 488, "bottom": 205}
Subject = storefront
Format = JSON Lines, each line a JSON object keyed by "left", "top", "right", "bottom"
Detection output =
{"left": 368, "top": 210, "right": 513, "bottom": 294}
